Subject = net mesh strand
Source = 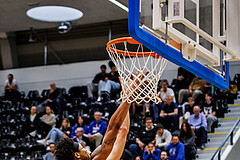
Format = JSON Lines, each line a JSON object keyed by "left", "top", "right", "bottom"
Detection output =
{"left": 107, "top": 39, "right": 167, "bottom": 104}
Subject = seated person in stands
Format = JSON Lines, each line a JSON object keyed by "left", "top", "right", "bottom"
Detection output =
{"left": 36, "top": 106, "right": 56, "bottom": 137}
{"left": 129, "top": 117, "right": 156, "bottom": 160}
{"left": 73, "top": 127, "right": 89, "bottom": 144}
{"left": 38, "top": 83, "right": 64, "bottom": 113}
{"left": 179, "top": 97, "right": 196, "bottom": 128}
{"left": 188, "top": 106, "right": 207, "bottom": 149}
{"left": 4, "top": 73, "right": 20, "bottom": 100}
{"left": 143, "top": 142, "right": 161, "bottom": 160}
{"left": 199, "top": 93, "right": 218, "bottom": 132}
{"left": 178, "top": 77, "right": 212, "bottom": 105}
{"left": 153, "top": 123, "right": 172, "bottom": 150}
{"left": 166, "top": 135, "right": 185, "bottom": 160}
{"left": 153, "top": 80, "right": 176, "bottom": 122}
{"left": 25, "top": 106, "right": 40, "bottom": 136}
{"left": 87, "top": 64, "right": 107, "bottom": 101}
{"left": 159, "top": 96, "right": 178, "bottom": 132}
{"left": 73, "top": 128, "right": 91, "bottom": 153}
{"left": 179, "top": 122, "right": 196, "bottom": 160}
{"left": 87, "top": 111, "right": 107, "bottom": 150}
{"left": 44, "top": 142, "right": 55, "bottom": 160}
{"left": 160, "top": 150, "right": 169, "bottom": 160}
{"left": 70, "top": 116, "right": 89, "bottom": 139}
{"left": 175, "top": 67, "right": 195, "bottom": 92}
{"left": 37, "top": 118, "right": 72, "bottom": 145}
{"left": 99, "top": 61, "right": 120, "bottom": 101}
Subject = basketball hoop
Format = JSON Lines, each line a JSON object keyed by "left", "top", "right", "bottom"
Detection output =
{"left": 106, "top": 37, "right": 167, "bottom": 104}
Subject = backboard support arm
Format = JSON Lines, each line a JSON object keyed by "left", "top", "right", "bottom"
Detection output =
{"left": 128, "top": 0, "right": 229, "bottom": 90}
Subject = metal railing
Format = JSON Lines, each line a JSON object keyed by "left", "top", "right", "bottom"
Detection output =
{"left": 211, "top": 118, "right": 240, "bottom": 160}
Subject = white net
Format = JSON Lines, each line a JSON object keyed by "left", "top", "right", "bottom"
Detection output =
{"left": 106, "top": 37, "right": 167, "bottom": 104}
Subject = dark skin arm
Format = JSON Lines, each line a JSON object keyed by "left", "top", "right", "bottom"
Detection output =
{"left": 92, "top": 71, "right": 145, "bottom": 160}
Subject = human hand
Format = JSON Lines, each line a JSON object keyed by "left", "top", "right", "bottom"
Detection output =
{"left": 147, "top": 147, "right": 151, "bottom": 154}
{"left": 138, "top": 141, "right": 145, "bottom": 149}
{"left": 191, "top": 126, "right": 196, "bottom": 131}
{"left": 178, "top": 76, "right": 184, "bottom": 80}
{"left": 105, "top": 77, "right": 109, "bottom": 81}
{"left": 189, "top": 89, "right": 193, "bottom": 95}
{"left": 151, "top": 147, "right": 155, "bottom": 154}
{"left": 123, "top": 69, "right": 149, "bottom": 101}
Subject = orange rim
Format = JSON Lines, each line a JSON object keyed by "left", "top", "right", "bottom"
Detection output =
{"left": 106, "top": 37, "right": 161, "bottom": 58}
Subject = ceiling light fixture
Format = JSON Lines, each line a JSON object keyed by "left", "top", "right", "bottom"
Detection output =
{"left": 109, "top": 0, "right": 128, "bottom": 12}
{"left": 26, "top": 6, "right": 83, "bottom": 34}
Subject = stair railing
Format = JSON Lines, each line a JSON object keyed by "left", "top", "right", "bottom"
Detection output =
{"left": 211, "top": 118, "right": 240, "bottom": 160}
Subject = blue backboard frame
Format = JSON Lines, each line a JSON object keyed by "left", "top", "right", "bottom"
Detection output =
{"left": 128, "top": 0, "right": 229, "bottom": 90}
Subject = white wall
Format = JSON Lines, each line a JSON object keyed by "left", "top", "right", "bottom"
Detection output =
{"left": 1, "top": 60, "right": 239, "bottom": 96}
{"left": 0, "top": 60, "right": 110, "bottom": 95}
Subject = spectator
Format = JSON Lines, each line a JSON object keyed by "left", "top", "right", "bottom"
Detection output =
{"left": 87, "top": 111, "right": 107, "bottom": 150}
{"left": 38, "top": 83, "right": 64, "bottom": 113}
{"left": 166, "top": 135, "right": 185, "bottom": 160}
{"left": 87, "top": 64, "right": 107, "bottom": 100}
{"left": 179, "top": 97, "right": 196, "bottom": 128}
{"left": 37, "top": 128, "right": 69, "bottom": 146}
{"left": 179, "top": 122, "right": 196, "bottom": 160}
{"left": 188, "top": 106, "right": 207, "bottom": 149}
{"left": 73, "top": 127, "right": 91, "bottom": 153}
{"left": 160, "top": 150, "right": 169, "bottom": 160}
{"left": 129, "top": 117, "right": 156, "bottom": 160}
{"left": 153, "top": 80, "right": 176, "bottom": 122}
{"left": 26, "top": 106, "right": 40, "bottom": 137}
{"left": 59, "top": 118, "right": 72, "bottom": 137}
{"left": 44, "top": 142, "right": 55, "bottom": 160}
{"left": 175, "top": 67, "right": 195, "bottom": 91}
{"left": 4, "top": 73, "right": 20, "bottom": 100}
{"left": 73, "top": 127, "right": 89, "bottom": 144}
{"left": 178, "top": 77, "right": 211, "bottom": 104}
{"left": 143, "top": 142, "right": 161, "bottom": 160}
{"left": 199, "top": 93, "right": 218, "bottom": 132}
{"left": 159, "top": 96, "right": 178, "bottom": 132}
{"left": 37, "top": 118, "right": 71, "bottom": 145}
{"left": 154, "top": 123, "right": 172, "bottom": 150}
{"left": 70, "top": 116, "right": 88, "bottom": 139}
{"left": 100, "top": 61, "right": 120, "bottom": 101}
{"left": 36, "top": 106, "right": 56, "bottom": 137}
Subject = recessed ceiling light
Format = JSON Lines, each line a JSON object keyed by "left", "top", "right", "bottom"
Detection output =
{"left": 26, "top": 6, "right": 83, "bottom": 22}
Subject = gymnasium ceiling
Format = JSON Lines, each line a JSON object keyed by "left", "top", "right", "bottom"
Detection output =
{"left": 0, "top": 0, "right": 128, "bottom": 32}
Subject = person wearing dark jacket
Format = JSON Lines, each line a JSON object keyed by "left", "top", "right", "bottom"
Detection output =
{"left": 129, "top": 117, "right": 156, "bottom": 160}
{"left": 26, "top": 106, "right": 40, "bottom": 136}
{"left": 87, "top": 64, "right": 108, "bottom": 100}
{"left": 166, "top": 135, "right": 185, "bottom": 160}
{"left": 37, "top": 83, "right": 64, "bottom": 113}
{"left": 99, "top": 61, "right": 121, "bottom": 101}
{"left": 179, "top": 122, "right": 196, "bottom": 160}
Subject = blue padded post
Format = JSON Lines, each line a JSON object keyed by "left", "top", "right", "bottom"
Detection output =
{"left": 128, "top": 0, "right": 229, "bottom": 90}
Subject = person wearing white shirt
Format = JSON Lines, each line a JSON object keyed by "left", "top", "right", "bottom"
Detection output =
{"left": 153, "top": 123, "right": 172, "bottom": 150}
{"left": 4, "top": 74, "right": 20, "bottom": 100}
